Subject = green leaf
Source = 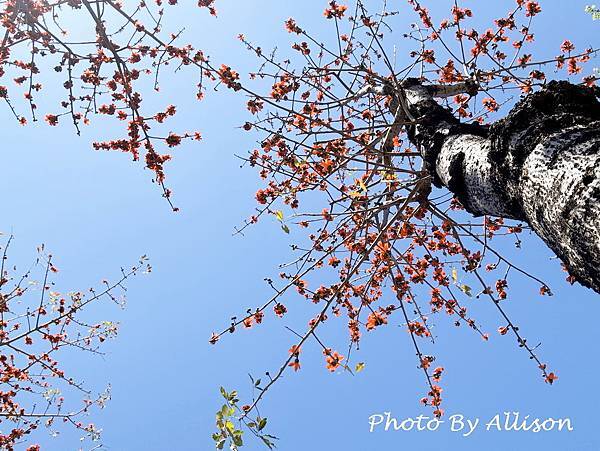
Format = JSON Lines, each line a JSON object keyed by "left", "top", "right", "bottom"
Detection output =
{"left": 460, "top": 284, "right": 472, "bottom": 297}
{"left": 219, "top": 404, "right": 229, "bottom": 419}
{"left": 258, "top": 417, "right": 268, "bottom": 431}
{"left": 233, "top": 434, "right": 243, "bottom": 446}
{"left": 585, "top": 5, "right": 600, "bottom": 19}
{"left": 281, "top": 224, "right": 290, "bottom": 234}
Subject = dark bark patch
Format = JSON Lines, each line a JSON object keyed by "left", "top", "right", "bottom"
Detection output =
{"left": 490, "top": 81, "right": 600, "bottom": 170}
{"left": 446, "top": 151, "right": 473, "bottom": 213}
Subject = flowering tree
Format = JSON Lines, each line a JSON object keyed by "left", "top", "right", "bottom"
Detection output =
{"left": 0, "top": 0, "right": 215, "bottom": 210}
{"left": 0, "top": 0, "right": 213, "bottom": 447}
{"left": 209, "top": 1, "right": 598, "bottom": 448}
{"left": 0, "top": 236, "right": 148, "bottom": 449}
{"left": 0, "top": 0, "right": 598, "bottom": 449}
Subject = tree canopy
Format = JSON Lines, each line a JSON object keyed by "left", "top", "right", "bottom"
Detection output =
{"left": 0, "top": 1, "right": 598, "bottom": 449}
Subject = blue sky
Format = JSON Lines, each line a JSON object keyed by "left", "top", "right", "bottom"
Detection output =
{"left": 2, "top": 1, "right": 599, "bottom": 450}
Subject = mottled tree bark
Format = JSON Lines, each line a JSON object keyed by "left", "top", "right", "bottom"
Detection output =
{"left": 400, "top": 80, "right": 600, "bottom": 293}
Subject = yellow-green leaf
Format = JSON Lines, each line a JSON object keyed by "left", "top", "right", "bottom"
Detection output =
{"left": 460, "top": 284, "right": 472, "bottom": 297}
{"left": 275, "top": 210, "right": 284, "bottom": 221}
{"left": 355, "top": 362, "right": 366, "bottom": 373}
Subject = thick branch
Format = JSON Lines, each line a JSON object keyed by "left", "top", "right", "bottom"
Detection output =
{"left": 400, "top": 79, "right": 600, "bottom": 293}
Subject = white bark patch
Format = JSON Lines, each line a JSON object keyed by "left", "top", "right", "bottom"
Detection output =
{"left": 436, "top": 134, "right": 515, "bottom": 217}
{"left": 404, "top": 85, "right": 432, "bottom": 105}
{"left": 521, "top": 125, "right": 600, "bottom": 291}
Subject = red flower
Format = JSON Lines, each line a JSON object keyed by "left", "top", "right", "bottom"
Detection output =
{"left": 285, "top": 18, "right": 302, "bottom": 34}
{"left": 482, "top": 97, "right": 499, "bottom": 112}
{"left": 274, "top": 303, "right": 287, "bottom": 317}
{"left": 165, "top": 133, "right": 182, "bottom": 147}
{"left": 524, "top": 1, "right": 541, "bottom": 17}
{"left": 323, "top": 348, "right": 344, "bottom": 372}
{"left": 366, "top": 311, "right": 388, "bottom": 331}
{"left": 432, "top": 367, "right": 444, "bottom": 381}
{"left": 217, "top": 64, "right": 241, "bottom": 91}
{"left": 45, "top": 114, "right": 59, "bottom": 126}
{"left": 324, "top": 1, "right": 347, "bottom": 19}
{"left": 560, "top": 40, "right": 575, "bottom": 53}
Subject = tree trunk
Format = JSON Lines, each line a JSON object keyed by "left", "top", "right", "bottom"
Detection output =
{"left": 400, "top": 80, "right": 600, "bottom": 293}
